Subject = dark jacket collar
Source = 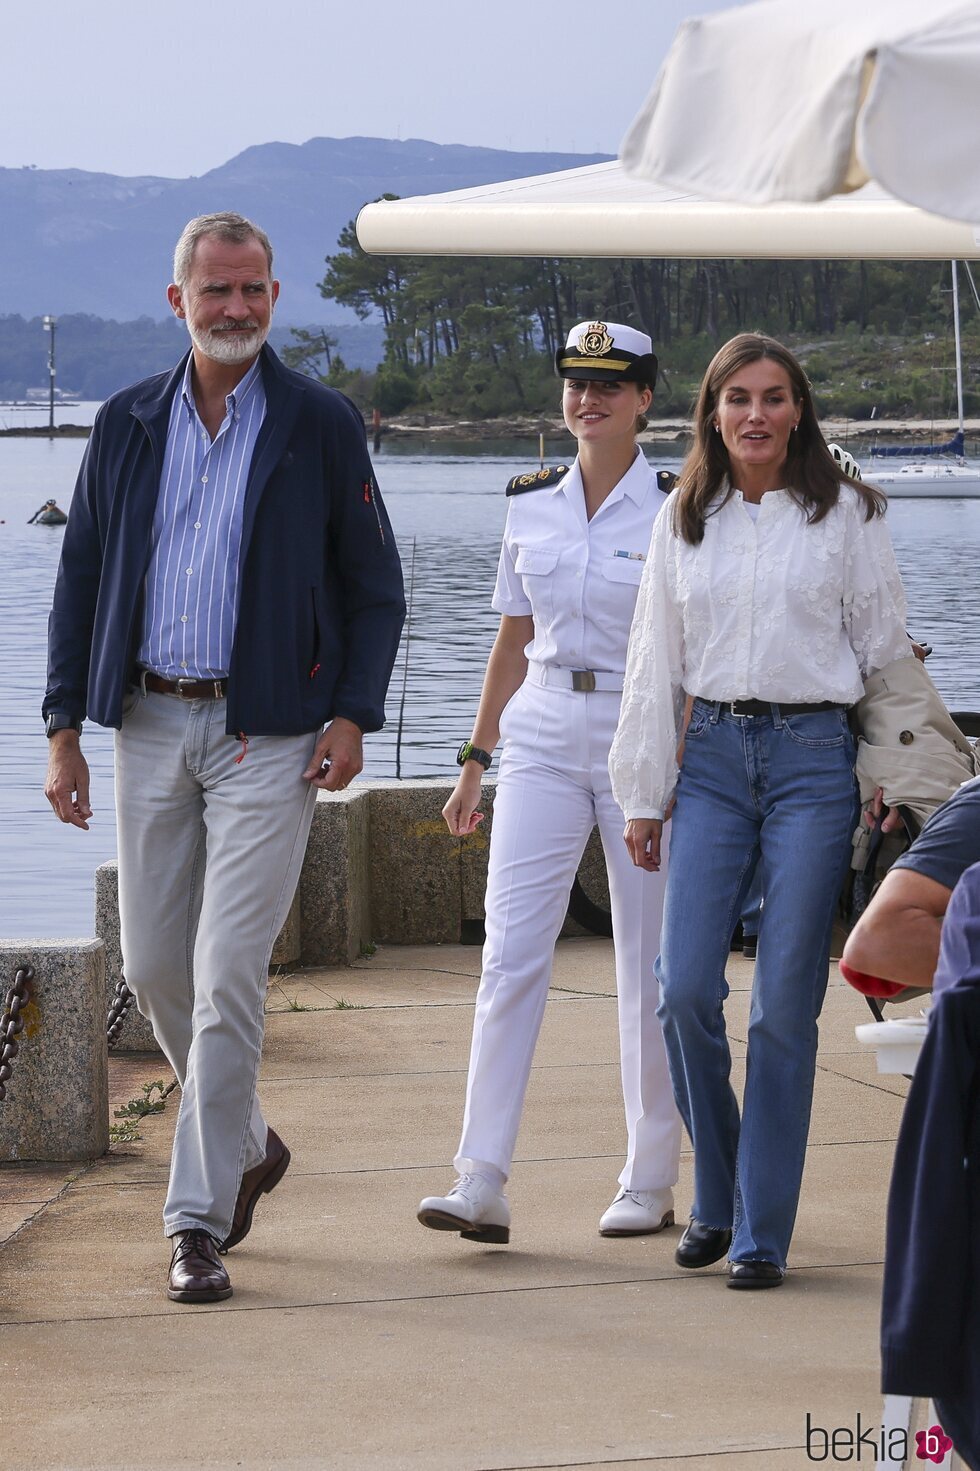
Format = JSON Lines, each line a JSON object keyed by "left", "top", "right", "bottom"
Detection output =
{"left": 128, "top": 342, "right": 300, "bottom": 424}
{"left": 127, "top": 343, "right": 303, "bottom": 485}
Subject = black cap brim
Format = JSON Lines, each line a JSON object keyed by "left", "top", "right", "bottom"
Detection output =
{"left": 555, "top": 349, "right": 658, "bottom": 390}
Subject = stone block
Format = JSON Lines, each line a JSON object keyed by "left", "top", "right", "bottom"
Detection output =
{"left": 454, "top": 778, "right": 612, "bottom": 943}
{"left": 94, "top": 863, "right": 161, "bottom": 1054}
{"left": 270, "top": 889, "right": 302, "bottom": 969}
{"left": 366, "top": 781, "right": 462, "bottom": 944}
{"left": 0, "top": 941, "right": 108, "bottom": 1162}
{"left": 96, "top": 857, "right": 304, "bottom": 1044}
{"left": 299, "top": 788, "right": 372, "bottom": 966}
{"left": 459, "top": 781, "right": 495, "bottom": 937}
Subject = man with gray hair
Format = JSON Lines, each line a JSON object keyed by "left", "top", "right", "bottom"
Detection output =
{"left": 43, "top": 212, "right": 405, "bottom": 1303}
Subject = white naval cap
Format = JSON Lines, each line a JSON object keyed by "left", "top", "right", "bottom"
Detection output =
{"left": 555, "top": 320, "right": 658, "bottom": 388}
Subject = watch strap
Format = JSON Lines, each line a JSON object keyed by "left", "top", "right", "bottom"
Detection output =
{"left": 456, "top": 740, "right": 492, "bottom": 771}
{"left": 45, "top": 712, "right": 83, "bottom": 738}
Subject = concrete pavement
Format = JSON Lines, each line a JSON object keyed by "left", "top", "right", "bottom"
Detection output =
{"left": 0, "top": 938, "right": 915, "bottom": 1470}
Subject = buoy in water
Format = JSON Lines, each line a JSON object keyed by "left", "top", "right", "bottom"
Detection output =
{"left": 28, "top": 499, "right": 67, "bottom": 526}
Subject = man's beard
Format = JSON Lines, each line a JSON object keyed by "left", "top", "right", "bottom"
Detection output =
{"left": 186, "top": 319, "right": 270, "bottom": 365}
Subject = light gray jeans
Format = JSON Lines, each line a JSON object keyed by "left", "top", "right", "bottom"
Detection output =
{"left": 114, "top": 689, "right": 318, "bottom": 1240}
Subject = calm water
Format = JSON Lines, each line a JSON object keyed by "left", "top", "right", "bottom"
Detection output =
{"left": 3, "top": 415, "right": 980, "bottom": 938}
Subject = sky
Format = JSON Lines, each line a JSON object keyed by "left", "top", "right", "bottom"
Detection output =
{"left": 4, "top": 0, "right": 740, "bottom": 178}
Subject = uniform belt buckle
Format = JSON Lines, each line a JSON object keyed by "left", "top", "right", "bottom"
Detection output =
{"left": 174, "top": 678, "right": 198, "bottom": 699}
{"left": 571, "top": 670, "right": 596, "bottom": 692}
{"left": 730, "top": 699, "right": 755, "bottom": 717}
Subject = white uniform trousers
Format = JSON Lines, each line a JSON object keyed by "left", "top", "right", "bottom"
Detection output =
{"left": 114, "top": 690, "right": 317, "bottom": 1240}
{"left": 455, "top": 679, "right": 682, "bottom": 1189}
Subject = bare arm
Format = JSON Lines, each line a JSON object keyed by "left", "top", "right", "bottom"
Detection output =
{"left": 442, "top": 614, "right": 533, "bottom": 836}
{"left": 841, "top": 867, "right": 952, "bottom": 989}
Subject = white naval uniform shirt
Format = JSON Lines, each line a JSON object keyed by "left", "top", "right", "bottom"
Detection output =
{"left": 492, "top": 450, "right": 669, "bottom": 674}
{"left": 609, "top": 482, "right": 913, "bottom": 820}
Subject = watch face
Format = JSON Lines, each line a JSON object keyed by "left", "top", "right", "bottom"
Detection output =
{"left": 456, "top": 740, "right": 490, "bottom": 770}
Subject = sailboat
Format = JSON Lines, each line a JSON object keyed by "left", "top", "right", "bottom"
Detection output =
{"left": 866, "top": 261, "right": 980, "bottom": 498}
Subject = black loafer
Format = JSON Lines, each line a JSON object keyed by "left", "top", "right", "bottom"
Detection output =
{"left": 675, "top": 1219, "right": 732, "bottom": 1269}
{"left": 727, "top": 1259, "right": 784, "bottom": 1289}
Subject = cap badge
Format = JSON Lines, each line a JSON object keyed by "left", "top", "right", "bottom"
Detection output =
{"left": 577, "top": 322, "right": 613, "bottom": 358}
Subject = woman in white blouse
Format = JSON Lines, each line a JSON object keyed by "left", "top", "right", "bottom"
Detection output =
{"left": 417, "top": 322, "right": 681, "bottom": 1245}
{"left": 609, "top": 333, "right": 911, "bottom": 1289}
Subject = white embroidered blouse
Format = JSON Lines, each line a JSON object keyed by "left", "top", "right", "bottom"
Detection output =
{"left": 608, "top": 484, "right": 912, "bottom": 820}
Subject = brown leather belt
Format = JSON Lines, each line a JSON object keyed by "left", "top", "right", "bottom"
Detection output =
{"left": 140, "top": 671, "right": 228, "bottom": 700}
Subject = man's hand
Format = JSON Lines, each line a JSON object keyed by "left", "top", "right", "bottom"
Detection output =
{"left": 624, "top": 818, "right": 663, "bottom": 871}
{"left": 44, "top": 731, "right": 92, "bottom": 830}
{"left": 303, "top": 717, "right": 363, "bottom": 791}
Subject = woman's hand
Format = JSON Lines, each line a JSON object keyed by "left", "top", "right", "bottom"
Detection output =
{"left": 862, "top": 785, "right": 905, "bottom": 835}
{"left": 624, "top": 818, "right": 663, "bottom": 871}
{"left": 443, "top": 767, "right": 486, "bottom": 836}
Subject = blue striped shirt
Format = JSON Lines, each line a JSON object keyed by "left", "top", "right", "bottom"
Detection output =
{"left": 138, "top": 355, "right": 266, "bottom": 678}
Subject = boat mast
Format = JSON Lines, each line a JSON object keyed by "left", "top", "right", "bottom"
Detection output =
{"left": 952, "top": 258, "right": 965, "bottom": 438}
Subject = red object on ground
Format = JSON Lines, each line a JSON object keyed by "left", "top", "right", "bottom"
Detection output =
{"left": 839, "top": 958, "right": 906, "bottom": 999}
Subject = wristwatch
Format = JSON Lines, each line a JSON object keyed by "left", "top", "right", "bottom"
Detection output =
{"left": 456, "top": 740, "right": 492, "bottom": 771}
{"left": 45, "top": 712, "right": 83, "bottom": 738}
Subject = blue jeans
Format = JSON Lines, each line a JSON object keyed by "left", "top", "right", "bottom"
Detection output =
{"left": 656, "top": 700, "right": 858, "bottom": 1269}
{"left": 739, "top": 866, "right": 764, "bottom": 940}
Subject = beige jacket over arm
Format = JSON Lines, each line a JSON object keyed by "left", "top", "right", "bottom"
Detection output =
{"left": 850, "top": 653, "right": 980, "bottom": 867}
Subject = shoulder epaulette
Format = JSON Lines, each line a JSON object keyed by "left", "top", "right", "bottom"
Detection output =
{"left": 506, "top": 465, "right": 570, "bottom": 496}
{"left": 657, "top": 469, "right": 679, "bottom": 495}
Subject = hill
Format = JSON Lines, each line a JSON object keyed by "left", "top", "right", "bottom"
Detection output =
{"left": 2, "top": 137, "right": 611, "bottom": 323}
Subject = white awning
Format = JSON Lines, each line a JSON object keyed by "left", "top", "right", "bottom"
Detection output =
{"left": 355, "top": 162, "right": 980, "bottom": 260}
{"left": 621, "top": 0, "right": 980, "bottom": 225}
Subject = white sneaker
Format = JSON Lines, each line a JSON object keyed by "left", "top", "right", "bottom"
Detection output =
{"left": 599, "top": 1187, "right": 675, "bottom": 1237}
{"left": 417, "top": 1173, "right": 511, "bottom": 1244}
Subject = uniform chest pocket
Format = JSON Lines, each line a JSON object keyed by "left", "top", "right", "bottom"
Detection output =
{"left": 514, "top": 546, "right": 559, "bottom": 577}
{"left": 601, "top": 556, "right": 644, "bottom": 585}
{"left": 513, "top": 544, "right": 559, "bottom": 624}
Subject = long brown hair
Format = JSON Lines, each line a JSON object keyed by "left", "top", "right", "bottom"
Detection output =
{"left": 673, "top": 333, "right": 885, "bottom": 544}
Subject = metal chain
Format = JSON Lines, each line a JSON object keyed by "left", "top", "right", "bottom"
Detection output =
{"left": 106, "top": 975, "right": 135, "bottom": 1051}
{"left": 0, "top": 965, "right": 35, "bottom": 1102}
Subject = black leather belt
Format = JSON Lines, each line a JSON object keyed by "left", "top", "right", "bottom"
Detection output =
{"left": 141, "top": 671, "right": 228, "bottom": 700}
{"left": 720, "top": 699, "right": 844, "bottom": 718}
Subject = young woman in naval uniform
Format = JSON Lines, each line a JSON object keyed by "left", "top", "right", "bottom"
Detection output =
{"left": 417, "top": 321, "right": 682, "bottom": 1244}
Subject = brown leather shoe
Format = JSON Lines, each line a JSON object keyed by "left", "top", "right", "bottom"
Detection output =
{"left": 167, "top": 1230, "right": 233, "bottom": 1303}
{"left": 219, "top": 1127, "right": 291, "bottom": 1253}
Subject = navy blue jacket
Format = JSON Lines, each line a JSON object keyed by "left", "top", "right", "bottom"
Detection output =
{"left": 44, "top": 346, "right": 405, "bottom": 735}
{"left": 880, "top": 864, "right": 980, "bottom": 1470}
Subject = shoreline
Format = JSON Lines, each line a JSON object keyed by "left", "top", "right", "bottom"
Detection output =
{"left": 3, "top": 415, "right": 979, "bottom": 446}
{"left": 380, "top": 414, "right": 980, "bottom": 445}
{"left": 0, "top": 424, "right": 91, "bottom": 438}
